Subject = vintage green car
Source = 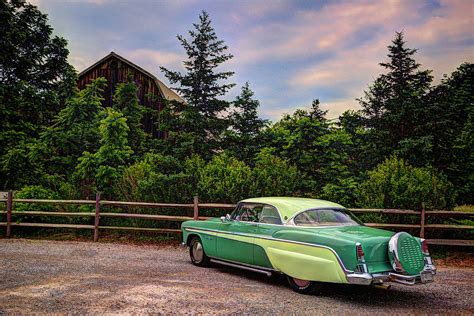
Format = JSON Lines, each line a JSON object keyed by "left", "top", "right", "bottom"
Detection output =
{"left": 181, "top": 197, "right": 436, "bottom": 294}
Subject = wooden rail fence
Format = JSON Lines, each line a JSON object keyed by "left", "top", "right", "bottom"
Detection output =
{"left": 0, "top": 192, "right": 472, "bottom": 246}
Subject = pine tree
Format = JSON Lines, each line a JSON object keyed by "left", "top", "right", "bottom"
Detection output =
{"left": 425, "top": 63, "right": 474, "bottom": 203}
{"left": 160, "top": 11, "right": 234, "bottom": 158}
{"left": 225, "top": 82, "right": 267, "bottom": 162}
{"left": 358, "top": 32, "right": 433, "bottom": 165}
{"left": 113, "top": 77, "right": 146, "bottom": 155}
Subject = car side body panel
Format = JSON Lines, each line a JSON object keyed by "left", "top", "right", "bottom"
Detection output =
{"left": 217, "top": 221, "right": 256, "bottom": 265}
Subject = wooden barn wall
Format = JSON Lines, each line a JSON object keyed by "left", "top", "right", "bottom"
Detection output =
{"left": 77, "top": 57, "right": 166, "bottom": 138}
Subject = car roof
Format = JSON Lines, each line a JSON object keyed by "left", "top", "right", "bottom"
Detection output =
{"left": 240, "top": 197, "right": 344, "bottom": 222}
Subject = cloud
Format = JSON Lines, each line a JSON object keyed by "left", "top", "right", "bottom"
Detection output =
{"left": 31, "top": 0, "right": 111, "bottom": 5}
{"left": 232, "top": 0, "right": 424, "bottom": 65}
{"left": 126, "top": 49, "right": 185, "bottom": 73}
{"left": 407, "top": 0, "right": 473, "bottom": 47}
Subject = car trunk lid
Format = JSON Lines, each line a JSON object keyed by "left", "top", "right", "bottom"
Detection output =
{"left": 313, "top": 225, "right": 394, "bottom": 273}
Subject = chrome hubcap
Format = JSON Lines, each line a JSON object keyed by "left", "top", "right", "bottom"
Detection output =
{"left": 293, "top": 278, "right": 311, "bottom": 288}
{"left": 192, "top": 241, "right": 203, "bottom": 262}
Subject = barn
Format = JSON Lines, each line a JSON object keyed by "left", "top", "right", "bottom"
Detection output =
{"left": 77, "top": 51, "right": 184, "bottom": 137}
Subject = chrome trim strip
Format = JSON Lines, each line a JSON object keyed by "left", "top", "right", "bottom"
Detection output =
{"left": 183, "top": 227, "right": 353, "bottom": 273}
{"left": 209, "top": 258, "right": 275, "bottom": 276}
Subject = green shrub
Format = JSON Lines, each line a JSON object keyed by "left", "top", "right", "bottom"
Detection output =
{"left": 15, "top": 185, "right": 59, "bottom": 211}
{"left": 320, "top": 177, "right": 359, "bottom": 207}
{"left": 114, "top": 153, "right": 193, "bottom": 203}
{"left": 195, "top": 153, "right": 252, "bottom": 203}
{"left": 250, "top": 149, "right": 298, "bottom": 197}
{"left": 357, "top": 156, "right": 456, "bottom": 210}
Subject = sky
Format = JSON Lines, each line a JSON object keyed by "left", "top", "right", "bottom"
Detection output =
{"left": 31, "top": 0, "right": 473, "bottom": 121}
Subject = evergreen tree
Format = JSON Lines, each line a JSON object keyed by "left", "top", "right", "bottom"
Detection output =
{"left": 358, "top": 32, "right": 433, "bottom": 166}
{"left": 424, "top": 63, "right": 473, "bottom": 203}
{"left": 224, "top": 82, "right": 267, "bottom": 162}
{"left": 160, "top": 11, "right": 234, "bottom": 158}
{"left": 113, "top": 77, "right": 146, "bottom": 155}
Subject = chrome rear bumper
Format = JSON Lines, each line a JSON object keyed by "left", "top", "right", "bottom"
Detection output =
{"left": 347, "top": 265, "right": 436, "bottom": 286}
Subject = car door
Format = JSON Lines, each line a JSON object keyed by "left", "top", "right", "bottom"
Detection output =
{"left": 254, "top": 204, "right": 284, "bottom": 269}
{"left": 217, "top": 203, "right": 261, "bottom": 265}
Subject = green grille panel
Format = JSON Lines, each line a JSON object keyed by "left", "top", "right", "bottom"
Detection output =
{"left": 397, "top": 233, "right": 424, "bottom": 275}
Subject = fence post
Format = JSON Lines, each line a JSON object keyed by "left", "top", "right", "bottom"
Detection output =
{"left": 193, "top": 195, "right": 199, "bottom": 220}
{"left": 6, "top": 190, "right": 12, "bottom": 237}
{"left": 420, "top": 202, "right": 425, "bottom": 238}
{"left": 94, "top": 192, "right": 101, "bottom": 242}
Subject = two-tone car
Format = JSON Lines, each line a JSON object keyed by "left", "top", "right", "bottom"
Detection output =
{"left": 181, "top": 197, "right": 436, "bottom": 294}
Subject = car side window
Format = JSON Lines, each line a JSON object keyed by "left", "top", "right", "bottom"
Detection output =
{"left": 232, "top": 203, "right": 261, "bottom": 222}
{"left": 259, "top": 205, "right": 282, "bottom": 225}
{"left": 230, "top": 204, "right": 243, "bottom": 221}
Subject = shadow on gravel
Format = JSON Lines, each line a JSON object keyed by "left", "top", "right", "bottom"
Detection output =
{"left": 208, "top": 262, "right": 458, "bottom": 309}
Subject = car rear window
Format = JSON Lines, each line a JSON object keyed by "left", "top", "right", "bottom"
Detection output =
{"left": 293, "top": 209, "right": 360, "bottom": 227}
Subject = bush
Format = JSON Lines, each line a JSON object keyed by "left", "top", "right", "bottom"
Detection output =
{"left": 320, "top": 177, "right": 359, "bottom": 207}
{"left": 15, "top": 185, "right": 59, "bottom": 212}
{"left": 114, "top": 153, "right": 193, "bottom": 203}
{"left": 195, "top": 153, "right": 252, "bottom": 203}
{"left": 357, "top": 156, "right": 456, "bottom": 210}
{"left": 250, "top": 149, "right": 298, "bottom": 197}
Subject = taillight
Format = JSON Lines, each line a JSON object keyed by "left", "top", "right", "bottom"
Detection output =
{"left": 356, "top": 243, "right": 365, "bottom": 259}
{"left": 421, "top": 239, "right": 429, "bottom": 255}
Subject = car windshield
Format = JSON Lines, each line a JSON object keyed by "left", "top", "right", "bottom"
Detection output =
{"left": 293, "top": 208, "right": 361, "bottom": 227}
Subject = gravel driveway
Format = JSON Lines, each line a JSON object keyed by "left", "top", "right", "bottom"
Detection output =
{"left": 0, "top": 239, "right": 472, "bottom": 314}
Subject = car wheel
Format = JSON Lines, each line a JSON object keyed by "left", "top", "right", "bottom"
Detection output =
{"left": 287, "top": 276, "right": 322, "bottom": 294}
{"left": 189, "top": 236, "right": 210, "bottom": 267}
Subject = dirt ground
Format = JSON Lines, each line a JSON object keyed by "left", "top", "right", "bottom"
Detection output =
{"left": 0, "top": 239, "right": 473, "bottom": 314}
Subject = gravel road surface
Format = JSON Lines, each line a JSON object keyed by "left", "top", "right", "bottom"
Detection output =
{"left": 0, "top": 239, "right": 472, "bottom": 314}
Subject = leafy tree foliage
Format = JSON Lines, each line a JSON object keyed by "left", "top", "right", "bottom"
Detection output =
{"left": 224, "top": 82, "right": 267, "bottom": 163}
{"left": 36, "top": 78, "right": 107, "bottom": 179}
{"left": 265, "top": 99, "right": 355, "bottom": 195}
{"left": 357, "top": 156, "right": 455, "bottom": 210}
{"left": 250, "top": 149, "right": 298, "bottom": 197}
{"left": 114, "top": 153, "right": 194, "bottom": 204}
{"left": 160, "top": 11, "right": 234, "bottom": 159}
{"left": 0, "top": 0, "right": 76, "bottom": 189}
{"left": 74, "top": 108, "right": 132, "bottom": 197}
{"left": 195, "top": 153, "right": 252, "bottom": 203}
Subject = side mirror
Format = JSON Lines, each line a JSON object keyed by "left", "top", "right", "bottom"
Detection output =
{"left": 221, "top": 214, "right": 231, "bottom": 222}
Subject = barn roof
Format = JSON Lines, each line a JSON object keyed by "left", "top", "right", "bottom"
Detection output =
{"left": 78, "top": 51, "right": 184, "bottom": 103}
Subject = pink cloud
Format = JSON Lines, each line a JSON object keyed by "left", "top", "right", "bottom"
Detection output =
{"left": 127, "top": 49, "right": 184, "bottom": 72}
{"left": 232, "top": 0, "right": 425, "bottom": 65}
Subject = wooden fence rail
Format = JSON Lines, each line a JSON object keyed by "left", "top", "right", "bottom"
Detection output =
{"left": 0, "top": 192, "right": 472, "bottom": 246}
